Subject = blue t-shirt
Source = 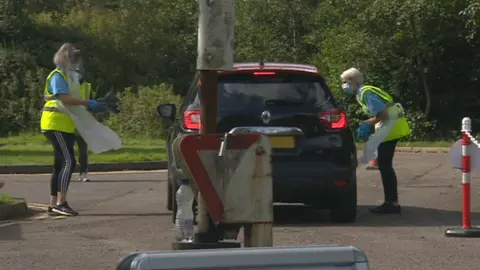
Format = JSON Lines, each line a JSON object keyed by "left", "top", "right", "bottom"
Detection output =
{"left": 49, "top": 71, "right": 69, "bottom": 96}
{"left": 358, "top": 85, "right": 387, "bottom": 116}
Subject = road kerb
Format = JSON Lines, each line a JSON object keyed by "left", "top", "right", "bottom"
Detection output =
{"left": 0, "top": 161, "right": 168, "bottom": 174}
{"left": 0, "top": 147, "right": 452, "bottom": 175}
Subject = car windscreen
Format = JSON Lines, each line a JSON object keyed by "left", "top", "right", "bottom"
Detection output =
{"left": 189, "top": 72, "right": 336, "bottom": 112}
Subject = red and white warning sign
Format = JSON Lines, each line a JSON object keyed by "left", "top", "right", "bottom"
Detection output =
{"left": 173, "top": 133, "right": 273, "bottom": 224}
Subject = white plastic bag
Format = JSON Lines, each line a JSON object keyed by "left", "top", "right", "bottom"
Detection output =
{"left": 449, "top": 139, "right": 480, "bottom": 172}
{"left": 358, "top": 103, "right": 404, "bottom": 164}
{"left": 54, "top": 71, "right": 122, "bottom": 154}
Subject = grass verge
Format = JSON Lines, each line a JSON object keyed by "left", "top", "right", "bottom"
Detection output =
{"left": 0, "top": 133, "right": 167, "bottom": 165}
{"left": 0, "top": 193, "right": 16, "bottom": 205}
{"left": 0, "top": 133, "right": 454, "bottom": 165}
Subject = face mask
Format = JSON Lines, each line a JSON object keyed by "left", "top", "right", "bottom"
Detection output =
{"left": 342, "top": 83, "right": 354, "bottom": 94}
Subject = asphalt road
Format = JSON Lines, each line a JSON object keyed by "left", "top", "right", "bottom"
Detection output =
{"left": 1, "top": 152, "right": 480, "bottom": 270}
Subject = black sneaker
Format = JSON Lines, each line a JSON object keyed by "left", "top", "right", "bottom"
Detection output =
{"left": 52, "top": 202, "right": 79, "bottom": 216}
{"left": 369, "top": 202, "right": 401, "bottom": 214}
{"left": 47, "top": 206, "right": 58, "bottom": 216}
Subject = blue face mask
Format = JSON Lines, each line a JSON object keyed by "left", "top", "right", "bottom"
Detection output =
{"left": 342, "top": 83, "right": 354, "bottom": 94}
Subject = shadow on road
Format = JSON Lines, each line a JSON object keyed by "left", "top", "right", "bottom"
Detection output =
{"left": 274, "top": 204, "right": 480, "bottom": 227}
{"left": 0, "top": 222, "right": 23, "bottom": 240}
{"left": 79, "top": 212, "right": 171, "bottom": 217}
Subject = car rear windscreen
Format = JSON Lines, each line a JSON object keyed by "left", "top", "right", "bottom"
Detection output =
{"left": 189, "top": 72, "right": 336, "bottom": 112}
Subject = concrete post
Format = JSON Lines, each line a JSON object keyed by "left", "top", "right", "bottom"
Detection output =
{"left": 195, "top": 0, "right": 235, "bottom": 243}
{"left": 244, "top": 223, "right": 273, "bottom": 247}
{"left": 243, "top": 138, "right": 273, "bottom": 247}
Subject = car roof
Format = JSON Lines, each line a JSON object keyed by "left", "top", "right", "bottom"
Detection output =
{"left": 230, "top": 62, "right": 319, "bottom": 74}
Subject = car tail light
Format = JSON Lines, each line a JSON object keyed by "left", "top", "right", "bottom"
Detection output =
{"left": 333, "top": 179, "right": 349, "bottom": 188}
{"left": 253, "top": 71, "right": 276, "bottom": 76}
{"left": 318, "top": 109, "right": 347, "bottom": 129}
{"left": 183, "top": 110, "right": 200, "bottom": 130}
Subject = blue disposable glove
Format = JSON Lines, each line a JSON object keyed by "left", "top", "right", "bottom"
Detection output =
{"left": 87, "top": 99, "right": 106, "bottom": 112}
{"left": 356, "top": 122, "right": 373, "bottom": 141}
{"left": 97, "top": 91, "right": 121, "bottom": 114}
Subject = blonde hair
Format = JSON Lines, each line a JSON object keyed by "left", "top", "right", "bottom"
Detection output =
{"left": 340, "top": 67, "right": 364, "bottom": 85}
{"left": 53, "top": 43, "right": 81, "bottom": 70}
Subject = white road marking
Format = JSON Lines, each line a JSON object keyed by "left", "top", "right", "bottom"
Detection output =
{"left": 28, "top": 203, "right": 49, "bottom": 209}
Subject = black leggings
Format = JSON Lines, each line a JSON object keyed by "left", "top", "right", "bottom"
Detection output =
{"left": 377, "top": 139, "right": 399, "bottom": 203}
{"left": 75, "top": 134, "right": 88, "bottom": 174}
{"left": 44, "top": 131, "right": 76, "bottom": 196}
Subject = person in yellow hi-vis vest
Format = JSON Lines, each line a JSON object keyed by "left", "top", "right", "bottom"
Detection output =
{"left": 41, "top": 43, "right": 104, "bottom": 217}
{"left": 76, "top": 70, "right": 94, "bottom": 182}
{"left": 341, "top": 68, "right": 411, "bottom": 214}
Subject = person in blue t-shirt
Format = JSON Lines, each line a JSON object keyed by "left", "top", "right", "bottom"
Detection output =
{"left": 41, "top": 43, "right": 105, "bottom": 217}
{"left": 341, "top": 67, "right": 403, "bottom": 214}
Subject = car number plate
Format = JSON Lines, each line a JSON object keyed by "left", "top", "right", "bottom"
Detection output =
{"left": 269, "top": 136, "right": 295, "bottom": 149}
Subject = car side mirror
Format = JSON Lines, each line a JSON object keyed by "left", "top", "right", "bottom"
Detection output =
{"left": 157, "top": 104, "right": 176, "bottom": 121}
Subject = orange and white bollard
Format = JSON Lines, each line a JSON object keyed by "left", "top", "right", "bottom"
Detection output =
{"left": 445, "top": 117, "right": 480, "bottom": 238}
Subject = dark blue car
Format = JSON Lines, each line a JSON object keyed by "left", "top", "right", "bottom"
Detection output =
{"left": 157, "top": 62, "right": 358, "bottom": 224}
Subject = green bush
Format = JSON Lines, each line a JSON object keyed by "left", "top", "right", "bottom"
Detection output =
{"left": 404, "top": 111, "right": 440, "bottom": 142}
{"left": 106, "top": 84, "right": 182, "bottom": 138}
{"left": 0, "top": 47, "right": 47, "bottom": 136}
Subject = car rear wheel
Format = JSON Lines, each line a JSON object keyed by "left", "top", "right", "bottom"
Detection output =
{"left": 171, "top": 182, "right": 179, "bottom": 224}
{"left": 167, "top": 180, "right": 173, "bottom": 211}
{"left": 329, "top": 179, "right": 357, "bottom": 223}
{"left": 167, "top": 167, "right": 175, "bottom": 211}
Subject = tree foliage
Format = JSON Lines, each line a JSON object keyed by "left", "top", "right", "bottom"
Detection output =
{"left": 0, "top": 0, "right": 479, "bottom": 140}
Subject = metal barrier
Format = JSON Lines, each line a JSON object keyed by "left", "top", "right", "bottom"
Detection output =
{"left": 116, "top": 245, "right": 369, "bottom": 270}
{"left": 446, "top": 117, "right": 480, "bottom": 237}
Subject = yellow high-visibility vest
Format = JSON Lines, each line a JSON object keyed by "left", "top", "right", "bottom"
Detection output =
{"left": 40, "top": 69, "right": 76, "bottom": 134}
{"left": 80, "top": 82, "right": 93, "bottom": 100}
{"left": 357, "top": 85, "right": 411, "bottom": 142}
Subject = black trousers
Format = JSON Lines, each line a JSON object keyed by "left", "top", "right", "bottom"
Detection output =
{"left": 44, "top": 131, "right": 76, "bottom": 196}
{"left": 75, "top": 134, "right": 88, "bottom": 174}
{"left": 377, "top": 139, "right": 399, "bottom": 203}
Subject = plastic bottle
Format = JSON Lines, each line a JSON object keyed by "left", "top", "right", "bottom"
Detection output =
{"left": 175, "top": 180, "right": 195, "bottom": 242}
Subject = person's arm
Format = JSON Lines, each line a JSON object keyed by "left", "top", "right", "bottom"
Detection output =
{"left": 363, "top": 92, "right": 388, "bottom": 126}
{"left": 50, "top": 73, "right": 89, "bottom": 107}
{"left": 58, "top": 94, "right": 89, "bottom": 106}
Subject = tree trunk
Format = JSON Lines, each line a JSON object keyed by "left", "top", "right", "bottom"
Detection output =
{"left": 409, "top": 14, "right": 432, "bottom": 118}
